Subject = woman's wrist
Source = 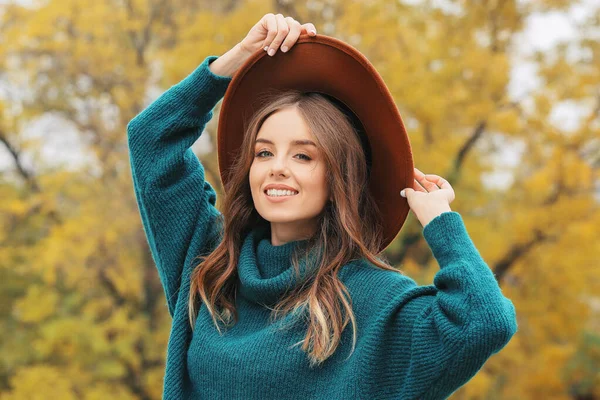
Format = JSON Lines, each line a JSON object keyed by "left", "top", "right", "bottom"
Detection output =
{"left": 419, "top": 204, "right": 452, "bottom": 228}
{"left": 208, "top": 42, "right": 252, "bottom": 78}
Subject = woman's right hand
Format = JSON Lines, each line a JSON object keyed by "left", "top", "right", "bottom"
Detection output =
{"left": 240, "top": 13, "right": 317, "bottom": 57}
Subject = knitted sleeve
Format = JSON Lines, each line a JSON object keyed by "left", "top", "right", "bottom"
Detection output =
{"left": 126, "top": 56, "right": 232, "bottom": 316}
{"left": 368, "top": 211, "right": 518, "bottom": 399}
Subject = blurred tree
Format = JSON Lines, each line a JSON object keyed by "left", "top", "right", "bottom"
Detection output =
{"left": 0, "top": 0, "right": 597, "bottom": 399}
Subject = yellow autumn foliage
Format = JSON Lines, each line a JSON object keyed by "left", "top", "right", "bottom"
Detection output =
{"left": 0, "top": 0, "right": 598, "bottom": 399}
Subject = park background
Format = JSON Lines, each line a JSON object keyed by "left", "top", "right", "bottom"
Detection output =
{"left": 0, "top": 0, "right": 599, "bottom": 398}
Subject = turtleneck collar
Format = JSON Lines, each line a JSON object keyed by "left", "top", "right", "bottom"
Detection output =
{"left": 237, "top": 224, "right": 317, "bottom": 306}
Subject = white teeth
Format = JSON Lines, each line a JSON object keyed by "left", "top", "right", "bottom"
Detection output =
{"left": 266, "top": 189, "right": 299, "bottom": 197}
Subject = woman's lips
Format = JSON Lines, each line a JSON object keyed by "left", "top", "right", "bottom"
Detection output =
{"left": 264, "top": 191, "right": 299, "bottom": 203}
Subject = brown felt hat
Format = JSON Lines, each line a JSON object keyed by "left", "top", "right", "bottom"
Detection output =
{"left": 217, "top": 33, "right": 414, "bottom": 252}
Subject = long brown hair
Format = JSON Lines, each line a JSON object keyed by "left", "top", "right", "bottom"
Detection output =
{"left": 189, "top": 89, "right": 405, "bottom": 368}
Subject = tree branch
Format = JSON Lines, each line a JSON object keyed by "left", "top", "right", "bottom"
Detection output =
{"left": 0, "top": 129, "right": 41, "bottom": 193}
{"left": 453, "top": 120, "right": 487, "bottom": 175}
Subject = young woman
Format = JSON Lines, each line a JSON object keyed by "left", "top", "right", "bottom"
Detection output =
{"left": 127, "top": 13, "right": 517, "bottom": 400}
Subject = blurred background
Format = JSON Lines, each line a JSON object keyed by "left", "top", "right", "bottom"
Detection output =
{"left": 0, "top": 0, "right": 598, "bottom": 398}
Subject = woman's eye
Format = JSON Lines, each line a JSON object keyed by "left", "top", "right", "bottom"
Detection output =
{"left": 255, "top": 150, "right": 271, "bottom": 157}
{"left": 254, "top": 150, "right": 311, "bottom": 161}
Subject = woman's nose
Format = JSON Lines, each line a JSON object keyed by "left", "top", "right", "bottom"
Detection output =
{"left": 270, "top": 157, "right": 289, "bottom": 175}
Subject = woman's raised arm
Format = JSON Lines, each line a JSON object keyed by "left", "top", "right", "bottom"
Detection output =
{"left": 360, "top": 212, "right": 518, "bottom": 399}
{"left": 126, "top": 50, "right": 241, "bottom": 316}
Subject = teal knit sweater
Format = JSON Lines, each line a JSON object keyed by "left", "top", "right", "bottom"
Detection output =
{"left": 127, "top": 54, "right": 518, "bottom": 399}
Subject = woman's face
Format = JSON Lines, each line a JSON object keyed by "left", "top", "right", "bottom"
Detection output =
{"left": 249, "top": 106, "right": 330, "bottom": 246}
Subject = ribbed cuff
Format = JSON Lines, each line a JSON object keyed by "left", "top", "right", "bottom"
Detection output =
{"left": 422, "top": 211, "right": 480, "bottom": 264}
{"left": 174, "top": 55, "right": 233, "bottom": 108}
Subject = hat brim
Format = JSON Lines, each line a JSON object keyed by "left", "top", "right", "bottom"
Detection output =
{"left": 217, "top": 33, "right": 414, "bottom": 253}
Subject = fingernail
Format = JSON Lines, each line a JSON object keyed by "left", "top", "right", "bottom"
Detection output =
{"left": 400, "top": 190, "right": 406, "bottom": 198}
{"left": 264, "top": 46, "right": 268, "bottom": 51}
{"left": 309, "top": 30, "right": 316, "bottom": 35}
{"left": 268, "top": 48, "right": 275, "bottom": 56}
{"left": 281, "top": 45, "right": 288, "bottom": 52}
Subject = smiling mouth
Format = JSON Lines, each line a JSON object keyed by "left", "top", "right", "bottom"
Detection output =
{"left": 264, "top": 190, "right": 299, "bottom": 197}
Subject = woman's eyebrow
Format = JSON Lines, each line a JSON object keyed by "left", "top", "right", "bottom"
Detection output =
{"left": 255, "top": 138, "right": 317, "bottom": 147}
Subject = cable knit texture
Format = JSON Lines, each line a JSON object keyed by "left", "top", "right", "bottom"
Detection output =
{"left": 127, "top": 55, "right": 518, "bottom": 399}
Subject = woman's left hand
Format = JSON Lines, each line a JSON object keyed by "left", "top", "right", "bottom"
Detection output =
{"left": 400, "top": 167, "right": 455, "bottom": 227}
